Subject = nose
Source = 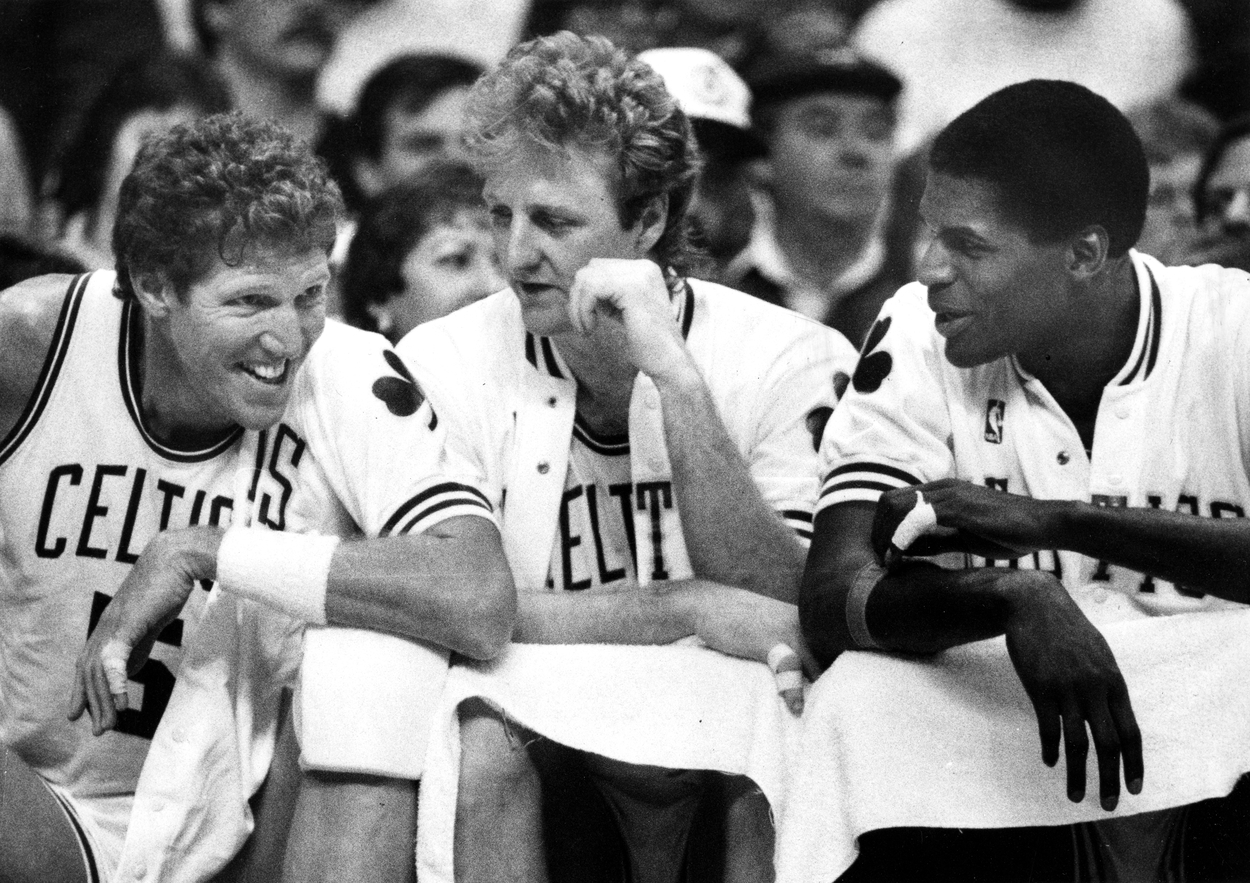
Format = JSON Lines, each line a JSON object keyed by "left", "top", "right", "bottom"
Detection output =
{"left": 259, "top": 302, "right": 306, "bottom": 357}
{"left": 917, "top": 236, "right": 954, "bottom": 290}
{"left": 1222, "top": 189, "right": 1250, "bottom": 234}
{"left": 502, "top": 218, "right": 541, "bottom": 277}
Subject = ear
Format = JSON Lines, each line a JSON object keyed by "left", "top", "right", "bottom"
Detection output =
{"left": 633, "top": 193, "right": 669, "bottom": 255}
{"left": 131, "top": 272, "right": 176, "bottom": 318}
{"left": 1068, "top": 225, "right": 1109, "bottom": 280}
{"left": 352, "top": 157, "right": 385, "bottom": 201}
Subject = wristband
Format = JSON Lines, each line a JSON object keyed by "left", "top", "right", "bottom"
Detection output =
{"left": 846, "top": 561, "right": 885, "bottom": 650}
{"left": 216, "top": 528, "right": 339, "bottom": 624}
{"left": 890, "top": 491, "right": 938, "bottom": 555}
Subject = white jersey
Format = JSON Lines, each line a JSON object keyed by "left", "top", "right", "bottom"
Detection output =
{"left": 398, "top": 278, "right": 857, "bottom": 593}
{"left": 118, "top": 319, "right": 495, "bottom": 883}
{"left": 0, "top": 271, "right": 240, "bottom": 874}
{"left": 818, "top": 251, "right": 1250, "bottom": 614}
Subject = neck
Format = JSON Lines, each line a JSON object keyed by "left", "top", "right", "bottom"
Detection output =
{"left": 216, "top": 55, "right": 322, "bottom": 144}
{"left": 1018, "top": 256, "right": 1139, "bottom": 413}
{"left": 138, "top": 315, "right": 233, "bottom": 447}
{"left": 555, "top": 331, "right": 639, "bottom": 434}
{"left": 774, "top": 205, "right": 876, "bottom": 289}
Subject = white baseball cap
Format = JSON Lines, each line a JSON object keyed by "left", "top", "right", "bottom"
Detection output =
{"left": 638, "top": 46, "right": 753, "bottom": 132}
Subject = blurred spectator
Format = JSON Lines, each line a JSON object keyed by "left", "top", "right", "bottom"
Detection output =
{"left": 0, "top": 105, "right": 35, "bottom": 239}
{"left": 43, "top": 51, "right": 232, "bottom": 269}
{"left": 728, "top": 46, "right": 908, "bottom": 347}
{"left": 1185, "top": 115, "right": 1250, "bottom": 271}
{"left": 338, "top": 158, "right": 503, "bottom": 341}
{"left": 192, "top": 0, "right": 379, "bottom": 145}
{"left": 851, "top": 0, "right": 1197, "bottom": 155}
{"left": 752, "top": 1, "right": 851, "bottom": 59}
{"left": 638, "top": 47, "right": 766, "bottom": 278}
{"left": 344, "top": 53, "right": 484, "bottom": 208}
{"left": 1126, "top": 97, "right": 1220, "bottom": 264}
{"left": 0, "top": 233, "right": 85, "bottom": 292}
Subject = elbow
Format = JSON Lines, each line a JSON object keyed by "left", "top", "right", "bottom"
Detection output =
{"left": 455, "top": 565, "right": 517, "bottom": 661}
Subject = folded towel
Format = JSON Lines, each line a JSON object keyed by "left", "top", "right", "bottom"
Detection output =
{"left": 416, "top": 642, "right": 803, "bottom": 883}
{"left": 297, "top": 625, "right": 450, "bottom": 778}
{"left": 774, "top": 586, "right": 1250, "bottom": 883}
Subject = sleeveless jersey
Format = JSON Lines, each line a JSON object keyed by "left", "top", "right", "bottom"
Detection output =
{"left": 0, "top": 272, "right": 240, "bottom": 815}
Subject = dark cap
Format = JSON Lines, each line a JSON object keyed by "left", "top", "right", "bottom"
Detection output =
{"left": 746, "top": 45, "right": 903, "bottom": 108}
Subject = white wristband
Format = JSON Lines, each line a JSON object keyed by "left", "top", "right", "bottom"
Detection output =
{"left": 890, "top": 491, "right": 938, "bottom": 553}
{"left": 216, "top": 528, "right": 339, "bottom": 624}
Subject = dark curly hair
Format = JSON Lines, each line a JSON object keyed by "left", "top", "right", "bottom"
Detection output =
{"left": 929, "top": 80, "right": 1148, "bottom": 258}
{"left": 339, "top": 157, "right": 487, "bottom": 334}
{"left": 112, "top": 112, "right": 343, "bottom": 302}
{"left": 463, "top": 31, "right": 702, "bottom": 274}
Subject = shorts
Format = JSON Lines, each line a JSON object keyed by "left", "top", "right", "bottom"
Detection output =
{"left": 43, "top": 780, "right": 128, "bottom": 883}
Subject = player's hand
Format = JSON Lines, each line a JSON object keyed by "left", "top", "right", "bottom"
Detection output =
{"left": 872, "top": 480, "right": 1062, "bottom": 563}
{"left": 68, "top": 529, "right": 213, "bottom": 735}
{"left": 688, "top": 584, "right": 817, "bottom": 715}
{"left": 1002, "top": 570, "right": 1143, "bottom": 811}
{"left": 565, "top": 258, "right": 695, "bottom": 385}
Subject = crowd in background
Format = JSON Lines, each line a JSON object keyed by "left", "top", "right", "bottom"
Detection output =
{"left": 0, "top": 0, "right": 1247, "bottom": 343}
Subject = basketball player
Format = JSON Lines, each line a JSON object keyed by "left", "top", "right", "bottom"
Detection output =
{"left": 1, "top": 112, "right": 514, "bottom": 883}
{"left": 394, "top": 32, "right": 857, "bottom": 883}
{"left": 802, "top": 80, "right": 1250, "bottom": 881}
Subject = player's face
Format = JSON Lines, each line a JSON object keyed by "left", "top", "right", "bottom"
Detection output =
{"left": 153, "top": 245, "right": 329, "bottom": 433}
{"left": 483, "top": 145, "right": 652, "bottom": 336}
{"left": 767, "top": 92, "right": 895, "bottom": 223}
{"left": 385, "top": 209, "right": 504, "bottom": 339}
{"left": 917, "top": 173, "right": 1072, "bottom": 369}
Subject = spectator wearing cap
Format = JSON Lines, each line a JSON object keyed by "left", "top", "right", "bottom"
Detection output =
{"left": 639, "top": 46, "right": 766, "bottom": 277}
{"left": 728, "top": 45, "right": 907, "bottom": 348}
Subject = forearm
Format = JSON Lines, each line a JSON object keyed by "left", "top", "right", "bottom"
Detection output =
{"left": 513, "top": 580, "right": 705, "bottom": 645}
{"left": 1051, "top": 501, "right": 1250, "bottom": 602}
{"left": 655, "top": 363, "right": 805, "bottom": 601}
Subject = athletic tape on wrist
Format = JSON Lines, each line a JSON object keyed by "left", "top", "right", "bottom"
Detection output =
{"left": 216, "top": 528, "right": 338, "bottom": 624}
{"left": 890, "top": 491, "right": 938, "bottom": 553}
{"left": 846, "top": 561, "right": 886, "bottom": 650}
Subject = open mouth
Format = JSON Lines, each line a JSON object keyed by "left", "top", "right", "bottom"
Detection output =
{"left": 240, "top": 359, "right": 290, "bottom": 386}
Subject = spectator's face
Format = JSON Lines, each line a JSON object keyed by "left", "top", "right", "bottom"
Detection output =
{"left": 767, "top": 92, "right": 894, "bottom": 223}
{"left": 143, "top": 245, "right": 328, "bottom": 431}
{"left": 689, "top": 156, "right": 756, "bottom": 263}
{"left": 208, "top": 0, "right": 364, "bottom": 81}
{"left": 363, "top": 87, "right": 471, "bottom": 197}
{"left": 484, "top": 145, "right": 657, "bottom": 336}
{"left": 917, "top": 173, "right": 1070, "bottom": 370}
{"left": 1201, "top": 135, "right": 1250, "bottom": 240}
{"left": 1136, "top": 152, "right": 1203, "bottom": 263}
{"left": 380, "top": 209, "right": 504, "bottom": 339}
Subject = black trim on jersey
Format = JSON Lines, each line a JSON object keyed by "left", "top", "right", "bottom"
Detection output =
{"left": 823, "top": 461, "right": 921, "bottom": 488}
{"left": 1119, "top": 269, "right": 1163, "bottom": 386}
{"left": 380, "top": 481, "right": 493, "bottom": 536}
{"left": 781, "top": 508, "right": 813, "bottom": 524}
{"left": 524, "top": 332, "right": 567, "bottom": 379}
{"left": 676, "top": 279, "right": 695, "bottom": 339}
{"left": 0, "top": 273, "right": 87, "bottom": 465}
{"left": 572, "top": 413, "right": 630, "bottom": 456}
{"left": 49, "top": 788, "right": 101, "bottom": 883}
{"left": 118, "top": 299, "right": 243, "bottom": 462}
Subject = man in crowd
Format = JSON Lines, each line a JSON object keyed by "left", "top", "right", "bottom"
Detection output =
{"left": 393, "top": 31, "right": 856, "bottom": 883}
{"left": 729, "top": 44, "right": 909, "bottom": 348}
{"left": 801, "top": 79, "right": 1250, "bottom": 880}
{"left": 3, "top": 111, "right": 514, "bottom": 883}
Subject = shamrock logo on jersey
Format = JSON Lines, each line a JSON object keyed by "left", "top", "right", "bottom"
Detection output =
{"left": 372, "top": 350, "right": 437, "bottom": 429}
{"left": 852, "top": 316, "right": 892, "bottom": 393}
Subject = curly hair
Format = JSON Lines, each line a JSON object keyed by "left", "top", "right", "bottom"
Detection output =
{"left": 463, "top": 31, "right": 702, "bottom": 273}
{"left": 930, "top": 80, "right": 1148, "bottom": 258}
{"left": 339, "top": 157, "right": 487, "bottom": 333}
{"left": 112, "top": 112, "right": 343, "bottom": 302}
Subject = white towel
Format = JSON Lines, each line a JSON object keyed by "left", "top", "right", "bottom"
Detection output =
{"left": 297, "top": 625, "right": 450, "bottom": 778}
{"left": 415, "top": 642, "right": 803, "bottom": 883}
{"left": 774, "top": 587, "right": 1250, "bottom": 883}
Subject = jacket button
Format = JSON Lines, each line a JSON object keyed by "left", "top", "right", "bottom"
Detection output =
{"left": 537, "top": 461, "right": 550, "bottom": 474}
{"left": 1056, "top": 451, "right": 1070, "bottom": 465}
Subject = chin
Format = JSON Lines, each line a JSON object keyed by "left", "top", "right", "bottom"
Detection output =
{"left": 519, "top": 303, "right": 574, "bottom": 337}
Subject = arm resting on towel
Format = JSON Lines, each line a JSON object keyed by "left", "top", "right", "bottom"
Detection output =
{"left": 801, "top": 501, "right": 1142, "bottom": 811}
{"left": 71, "top": 517, "right": 515, "bottom": 733}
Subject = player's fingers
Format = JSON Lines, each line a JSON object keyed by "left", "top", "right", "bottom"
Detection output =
{"left": 1085, "top": 699, "right": 1123, "bottom": 811}
{"left": 1060, "top": 705, "right": 1090, "bottom": 804}
{"left": 1031, "top": 694, "right": 1062, "bottom": 768}
{"left": 1109, "top": 682, "right": 1144, "bottom": 796}
{"left": 67, "top": 660, "right": 89, "bottom": 721}
{"left": 769, "top": 644, "right": 806, "bottom": 715}
{"left": 565, "top": 277, "right": 594, "bottom": 335}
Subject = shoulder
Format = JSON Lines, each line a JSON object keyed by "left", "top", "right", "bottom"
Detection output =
{"left": 1146, "top": 255, "right": 1250, "bottom": 328}
{"left": 398, "top": 290, "right": 522, "bottom": 380}
{"left": 0, "top": 274, "right": 81, "bottom": 409}
{"left": 689, "top": 277, "right": 853, "bottom": 353}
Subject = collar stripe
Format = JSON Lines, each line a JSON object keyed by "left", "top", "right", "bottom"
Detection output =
{"left": 1120, "top": 267, "right": 1163, "bottom": 386}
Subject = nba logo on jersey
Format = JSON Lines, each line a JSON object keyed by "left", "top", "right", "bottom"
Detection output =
{"left": 984, "top": 399, "right": 1006, "bottom": 444}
